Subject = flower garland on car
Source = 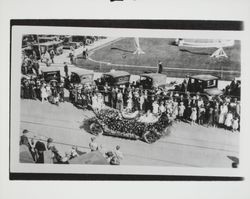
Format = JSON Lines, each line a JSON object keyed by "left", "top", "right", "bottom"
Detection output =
{"left": 91, "top": 108, "right": 172, "bottom": 142}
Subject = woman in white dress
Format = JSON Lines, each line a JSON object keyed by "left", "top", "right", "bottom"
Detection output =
{"left": 232, "top": 117, "right": 239, "bottom": 132}
{"left": 178, "top": 102, "right": 185, "bottom": 120}
{"left": 224, "top": 111, "right": 233, "bottom": 129}
{"left": 98, "top": 94, "right": 105, "bottom": 109}
{"left": 139, "top": 93, "right": 145, "bottom": 112}
{"left": 219, "top": 103, "right": 228, "bottom": 125}
{"left": 152, "top": 100, "right": 159, "bottom": 115}
{"left": 126, "top": 97, "right": 133, "bottom": 112}
{"left": 172, "top": 100, "right": 179, "bottom": 119}
{"left": 45, "top": 85, "right": 52, "bottom": 102}
{"left": 190, "top": 107, "right": 197, "bottom": 125}
{"left": 91, "top": 93, "right": 98, "bottom": 109}
{"left": 41, "top": 84, "right": 48, "bottom": 102}
{"left": 159, "top": 101, "right": 166, "bottom": 114}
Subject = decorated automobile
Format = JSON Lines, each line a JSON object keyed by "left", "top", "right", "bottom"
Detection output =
{"left": 88, "top": 108, "right": 173, "bottom": 144}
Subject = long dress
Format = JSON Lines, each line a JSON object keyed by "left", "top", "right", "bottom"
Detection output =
{"left": 178, "top": 105, "right": 185, "bottom": 117}
{"left": 225, "top": 112, "right": 233, "bottom": 127}
{"left": 219, "top": 105, "right": 228, "bottom": 124}
{"left": 127, "top": 98, "right": 133, "bottom": 111}
{"left": 232, "top": 118, "right": 239, "bottom": 131}
{"left": 152, "top": 102, "right": 159, "bottom": 114}
{"left": 92, "top": 95, "right": 98, "bottom": 109}
{"left": 190, "top": 107, "right": 197, "bottom": 122}
{"left": 41, "top": 86, "right": 47, "bottom": 100}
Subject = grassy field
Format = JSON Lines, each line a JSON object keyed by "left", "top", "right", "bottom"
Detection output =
{"left": 75, "top": 38, "right": 241, "bottom": 80}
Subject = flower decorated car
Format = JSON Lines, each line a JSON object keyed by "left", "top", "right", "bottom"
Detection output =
{"left": 88, "top": 108, "right": 173, "bottom": 144}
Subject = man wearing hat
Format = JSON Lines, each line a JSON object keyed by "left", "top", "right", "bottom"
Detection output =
{"left": 64, "top": 63, "right": 69, "bottom": 77}
{"left": 157, "top": 60, "right": 163, "bottom": 74}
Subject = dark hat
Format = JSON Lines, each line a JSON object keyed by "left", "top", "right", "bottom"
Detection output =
{"left": 23, "top": 129, "right": 29, "bottom": 134}
{"left": 47, "top": 138, "right": 53, "bottom": 143}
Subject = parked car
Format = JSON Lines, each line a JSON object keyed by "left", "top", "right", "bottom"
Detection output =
{"left": 53, "top": 41, "right": 64, "bottom": 55}
{"left": 69, "top": 68, "right": 95, "bottom": 86}
{"left": 40, "top": 67, "right": 61, "bottom": 83}
{"left": 174, "top": 74, "right": 223, "bottom": 99}
{"left": 137, "top": 73, "right": 167, "bottom": 90}
{"left": 95, "top": 70, "right": 130, "bottom": 90}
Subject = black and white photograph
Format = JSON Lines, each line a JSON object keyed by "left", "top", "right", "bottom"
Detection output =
{"left": 8, "top": 22, "right": 245, "bottom": 179}
{"left": 1, "top": 0, "right": 250, "bottom": 198}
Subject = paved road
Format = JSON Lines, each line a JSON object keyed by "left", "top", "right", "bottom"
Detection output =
{"left": 20, "top": 99, "right": 239, "bottom": 167}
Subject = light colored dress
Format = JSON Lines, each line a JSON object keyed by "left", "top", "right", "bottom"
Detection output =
{"left": 225, "top": 112, "right": 233, "bottom": 127}
{"left": 190, "top": 107, "right": 197, "bottom": 121}
{"left": 232, "top": 118, "right": 239, "bottom": 131}
{"left": 159, "top": 104, "right": 166, "bottom": 113}
{"left": 219, "top": 105, "right": 228, "bottom": 124}
{"left": 92, "top": 95, "right": 98, "bottom": 109}
{"left": 152, "top": 102, "right": 159, "bottom": 114}
{"left": 41, "top": 86, "right": 48, "bottom": 99}
{"left": 178, "top": 105, "right": 185, "bottom": 117}
{"left": 127, "top": 98, "right": 133, "bottom": 111}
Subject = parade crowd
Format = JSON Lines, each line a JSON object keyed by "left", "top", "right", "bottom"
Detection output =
{"left": 90, "top": 80, "right": 240, "bottom": 132}
{"left": 20, "top": 129, "right": 124, "bottom": 165}
{"left": 21, "top": 64, "right": 241, "bottom": 133}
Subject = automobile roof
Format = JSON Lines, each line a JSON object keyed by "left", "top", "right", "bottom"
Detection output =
{"left": 140, "top": 73, "right": 167, "bottom": 79}
{"left": 104, "top": 70, "right": 130, "bottom": 78}
{"left": 70, "top": 68, "right": 94, "bottom": 76}
{"left": 33, "top": 41, "right": 55, "bottom": 46}
{"left": 41, "top": 66, "right": 60, "bottom": 72}
{"left": 190, "top": 74, "right": 219, "bottom": 81}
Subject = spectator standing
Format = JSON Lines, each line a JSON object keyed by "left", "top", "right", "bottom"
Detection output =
{"left": 111, "top": 87, "right": 117, "bottom": 109}
{"left": 116, "top": 90, "right": 123, "bottom": 111}
{"left": 178, "top": 102, "right": 185, "bottom": 121}
{"left": 50, "top": 49, "right": 55, "bottom": 64}
{"left": 89, "top": 137, "right": 98, "bottom": 152}
{"left": 34, "top": 139, "right": 46, "bottom": 163}
{"left": 110, "top": 145, "right": 124, "bottom": 165}
{"left": 225, "top": 111, "right": 233, "bottom": 130}
{"left": 219, "top": 103, "right": 228, "bottom": 126}
{"left": 64, "top": 64, "right": 69, "bottom": 77}
{"left": 232, "top": 117, "right": 239, "bottom": 132}
{"left": 190, "top": 107, "right": 197, "bottom": 125}
{"left": 157, "top": 60, "right": 163, "bottom": 74}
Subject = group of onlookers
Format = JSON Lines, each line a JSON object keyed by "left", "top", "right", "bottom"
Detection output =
{"left": 19, "top": 129, "right": 123, "bottom": 165}
{"left": 90, "top": 82, "right": 240, "bottom": 132}
{"left": 21, "top": 77, "right": 65, "bottom": 106}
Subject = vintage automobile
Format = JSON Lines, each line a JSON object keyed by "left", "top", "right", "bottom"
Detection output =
{"left": 95, "top": 70, "right": 130, "bottom": 90}
{"left": 69, "top": 68, "right": 95, "bottom": 86}
{"left": 87, "top": 108, "right": 173, "bottom": 144}
{"left": 137, "top": 73, "right": 168, "bottom": 90}
{"left": 186, "top": 74, "right": 223, "bottom": 97}
{"left": 53, "top": 40, "right": 64, "bottom": 55}
{"left": 40, "top": 67, "right": 61, "bottom": 83}
{"left": 32, "top": 42, "right": 55, "bottom": 59}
